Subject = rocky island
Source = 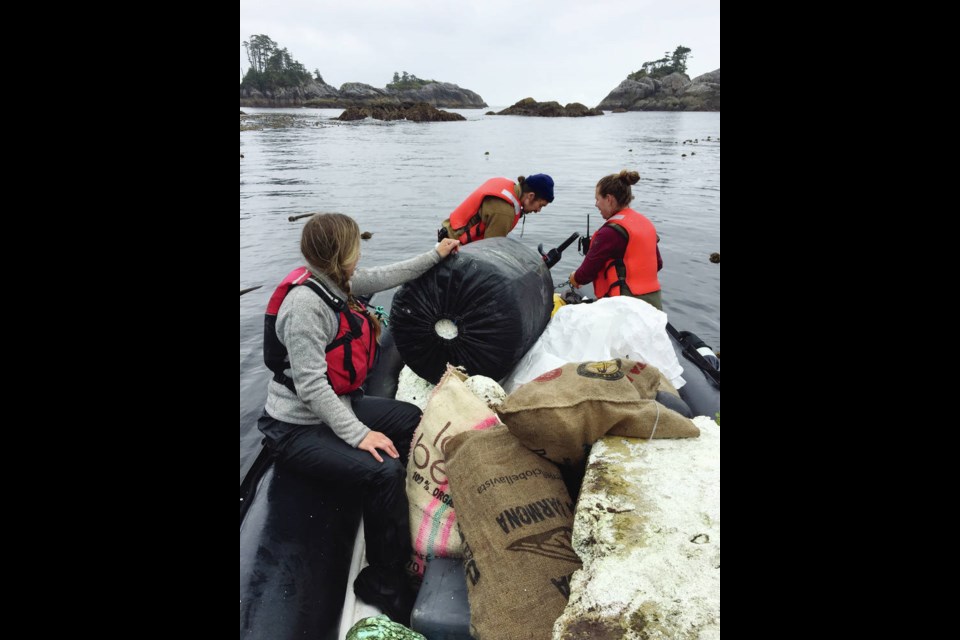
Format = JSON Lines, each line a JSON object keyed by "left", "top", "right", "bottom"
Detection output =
{"left": 240, "top": 77, "right": 487, "bottom": 109}
{"left": 491, "top": 46, "right": 719, "bottom": 114}
{"left": 337, "top": 102, "right": 466, "bottom": 122}
{"left": 495, "top": 98, "right": 603, "bottom": 117}
{"left": 240, "top": 35, "right": 487, "bottom": 109}
{"left": 597, "top": 69, "right": 720, "bottom": 112}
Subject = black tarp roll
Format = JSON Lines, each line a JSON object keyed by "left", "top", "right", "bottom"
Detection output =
{"left": 391, "top": 237, "right": 553, "bottom": 384}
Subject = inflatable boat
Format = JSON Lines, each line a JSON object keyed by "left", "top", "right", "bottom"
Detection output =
{"left": 239, "top": 315, "right": 718, "bottom": 640}
{"left": 242, "top": 236, "right": 717, "bottom": 638}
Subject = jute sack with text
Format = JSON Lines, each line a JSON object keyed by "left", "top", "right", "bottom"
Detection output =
{"left": 444, "top": 425, "right": 581, "bottom": 640}
{"left": 496, "top": 359, "right": 699, "bottom": 467}
{"left": 404, "top": 365, "right": 501, "bottom": 586}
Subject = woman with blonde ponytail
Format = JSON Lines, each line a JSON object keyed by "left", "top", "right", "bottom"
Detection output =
{"left": 259, "top": 212, "right": 460, "bottom": 625}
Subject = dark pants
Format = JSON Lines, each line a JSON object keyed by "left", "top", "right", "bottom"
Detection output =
{"left": 258, "top": 396, "right": 422, "bottom": 569}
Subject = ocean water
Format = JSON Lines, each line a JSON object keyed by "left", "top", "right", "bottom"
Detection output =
{"left": 240, "top": 107, "right": 720, "bottom": 478}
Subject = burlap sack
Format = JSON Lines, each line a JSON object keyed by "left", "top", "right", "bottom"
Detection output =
{"left": 625, "top": 357, "right": 664, "bottom": 398}
{"left": 496, "top": 359, "right": 699, "bottom": 467}
{"left": 444, "top": 425, "right": 581, "bottom": 640}
{"left": 404, "top": 366, "right": 501, "bottom": 585}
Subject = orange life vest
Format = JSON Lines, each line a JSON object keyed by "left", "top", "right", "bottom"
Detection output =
{"left": 592, "top": 208, "right": 661, "bottom": 298}
{"left": 447, "top": 177, "right": 521, "bottom": 244}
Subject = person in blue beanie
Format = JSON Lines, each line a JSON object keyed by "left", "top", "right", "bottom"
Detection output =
{"left": 438, "top": 174, "right": 554, "bottom": 244}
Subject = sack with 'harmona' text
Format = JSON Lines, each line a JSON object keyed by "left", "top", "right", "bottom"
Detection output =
{"left": 444, "top": 425, "right": 581, "bottom": 640}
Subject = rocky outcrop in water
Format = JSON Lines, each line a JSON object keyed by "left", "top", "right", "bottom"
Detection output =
{"left": 240, "top": 112, "right": 314, "bottom": 131}
{"left": 337, "top": 102, "right": 466, "bottom": 122}
{"left": 239, "top": 78, "right": 341, "bottom": 107}
{"left": 596, "top": 69, "right": 720, "bottom": 112}
{"left": 391, "top": 82, "right": 486, "bottom": 108}
{"left": 240, "top": 78, "right": 487, "bottom": 108}
{"left": 496, "top": 98, "right": 603, "bottom": 117}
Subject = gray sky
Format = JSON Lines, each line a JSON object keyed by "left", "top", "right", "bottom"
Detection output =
{"left": 240, "top": 0, "right": 720, "bottom": 107}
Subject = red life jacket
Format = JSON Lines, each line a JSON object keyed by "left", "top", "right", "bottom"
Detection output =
{"left": 263, "top": 267, "right": 377, "bottom": 395}
{"left": 592, "top": 208, "right": 661, "bottom": 298}
{"left": 447, "top": 177, "right": 521, "bottom": 244}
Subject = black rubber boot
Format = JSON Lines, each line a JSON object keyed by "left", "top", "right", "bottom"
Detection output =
{"left": 353, "top": 565, "right": 416, "bottom": 627}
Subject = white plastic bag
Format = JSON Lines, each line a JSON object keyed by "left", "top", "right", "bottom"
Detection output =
{"left": 501, "top": 296, "right": 686, "bottom": 394}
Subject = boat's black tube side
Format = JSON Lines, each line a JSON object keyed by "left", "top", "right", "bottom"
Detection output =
{"left": 364, "top": 327, "right": 404, "bottom": 399}
{"left": 240, "top": 445, "right": 273, "bottom": 525}
{"left": 669, "top": 330, "right": 721, "bottom": 419}
{"left": 240, "top": 463, "right": 361, "bottom": 640}
{"left": 240, "top": 320, "right": 408, "bottom": 640}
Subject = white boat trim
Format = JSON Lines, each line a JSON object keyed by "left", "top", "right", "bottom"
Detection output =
{"left": 337, "top": 517, "right": 383, "bottom": 639}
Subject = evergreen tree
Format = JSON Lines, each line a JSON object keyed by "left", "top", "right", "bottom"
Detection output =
{"left": 240, "top": 35, "right": 313, "bottom": 92}
{"left": 671, "top": 46, "right": 692, "bottom": 74}
{"left": 627, "top": 45, "right": 694, "bottom": 81}
{"left": 243, "top": 34, "right": 277, "bottom": 73}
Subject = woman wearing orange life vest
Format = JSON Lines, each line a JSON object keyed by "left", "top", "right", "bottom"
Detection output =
{"left": 438, "top": 173, "right": 554, "bottom": 244}
{"left": 568, "top": 170, "right": 664, "bottom": 310}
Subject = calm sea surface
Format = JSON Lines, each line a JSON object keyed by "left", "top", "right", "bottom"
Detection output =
{"left": 240, "top": 108, "right": 720, "bottom": 479}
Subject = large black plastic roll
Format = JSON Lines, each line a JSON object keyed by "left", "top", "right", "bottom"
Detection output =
{"left": 391, "top": 237, "right": 553, "bottom": 383}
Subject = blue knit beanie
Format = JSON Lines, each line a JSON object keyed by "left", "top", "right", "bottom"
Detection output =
{"left": 524, "top": 174, "right": 555, "bottom": 202}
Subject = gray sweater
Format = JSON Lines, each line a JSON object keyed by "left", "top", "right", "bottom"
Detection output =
{"left": 264, "top": 249, "right": 442, "bottom": 447}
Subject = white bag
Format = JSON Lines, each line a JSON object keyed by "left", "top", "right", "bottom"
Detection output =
{"left": 501, "top": 296, "right": 686, "bottom": 394}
